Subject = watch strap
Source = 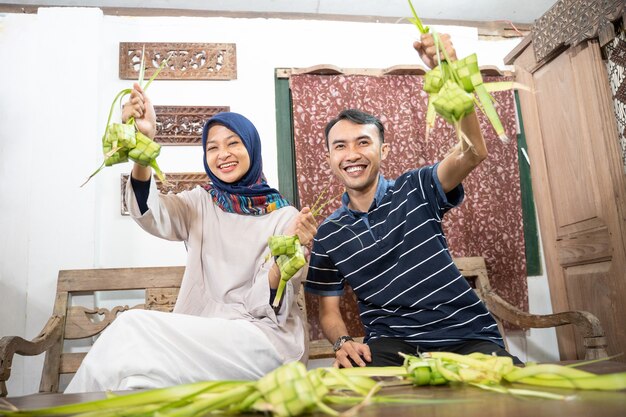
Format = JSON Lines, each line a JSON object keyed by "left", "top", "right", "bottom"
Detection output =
{"left": 333, "top": 335, "right": 354, "bottom": 352}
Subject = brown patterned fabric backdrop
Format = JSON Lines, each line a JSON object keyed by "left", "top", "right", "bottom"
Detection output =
{"left": 290, "top": 73, "right": 528, "bottom": 341}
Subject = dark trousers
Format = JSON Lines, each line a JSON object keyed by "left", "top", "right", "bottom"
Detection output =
{"left": 366, "top": 338, "right": 523, "bottom": 366}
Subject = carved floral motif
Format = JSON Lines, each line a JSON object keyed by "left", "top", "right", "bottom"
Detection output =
{"left": 119, "top": 42, "right": 237, "bottom": 80}
{"left": 604, "top": 29, "right": 626, "bottom": 172}
{"left": 531, "top": 0, "right": 625, "bottom": 62}
{"left": 155, "top": 105, "right": 229, "bottom": 145}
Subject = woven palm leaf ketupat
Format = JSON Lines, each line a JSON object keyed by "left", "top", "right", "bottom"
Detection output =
{"left": 3, "top": 355, "right": 626, "bottom": 417}
{"left": 407, "top": 0, "right": 513, "bottom": 147}
{"left": 81, "top": 48, "right": 170, "bottom": 187}
{"left": 267, "top": 235, "right": 307, "bottom": 308}
{"left": 256, "top": 362, "right": 330, "bottom": 416}
{"left": 267, "top": 187, "right": 343, "bottom": 308}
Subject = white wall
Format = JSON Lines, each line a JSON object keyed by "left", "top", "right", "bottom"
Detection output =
{"left": 0, "top": 7, "right": 557, "bottom": 396}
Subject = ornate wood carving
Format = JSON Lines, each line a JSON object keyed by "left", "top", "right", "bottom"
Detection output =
{"left": 119, "top": 42, "right": 237, "bottom": 80}
{"left": 120, "top": 173, "right": 208, "bottom": 215}
{"left": 64, "top": 305, "right": 144, "bottom": 340}
{"left": 146, "top": 288, "right": 180, "bottom": 312}
{"left": 0, "top": 316, "right": 63, "bottom": 397}
{"left": 531, "top": 0, "right": 625, "bottom": 62}
{"left": 604, "top": 28, "right": 626, "bottom": 173}
{"left": 155, "top": 105, "right": 229, "bottom": 145}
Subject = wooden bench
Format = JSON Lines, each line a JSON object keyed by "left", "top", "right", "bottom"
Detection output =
{"left": 0, "top": 257, "right": 608, "bottom": 397}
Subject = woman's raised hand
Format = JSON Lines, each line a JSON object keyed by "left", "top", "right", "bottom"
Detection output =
{"left": 122, "top": 82, "right": 157, "bottom": 139}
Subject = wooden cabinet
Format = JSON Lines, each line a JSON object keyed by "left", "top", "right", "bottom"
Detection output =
{"left": 505, "top": 0, "right": 626, "bottom": 360}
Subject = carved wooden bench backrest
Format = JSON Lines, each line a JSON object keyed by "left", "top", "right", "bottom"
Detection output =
{"left": 42, "top": 257, "right": 493, "bottom": 392}
{"left": 40, "top": 266, "right": 185, "bottom": 393}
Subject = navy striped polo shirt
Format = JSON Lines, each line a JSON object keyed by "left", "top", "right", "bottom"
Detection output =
{"left": 305, "top": 164, "right": 503, "bottom": 347}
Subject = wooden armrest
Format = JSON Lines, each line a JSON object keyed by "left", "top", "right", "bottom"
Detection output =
{"left": 480, "top": 290, "right": 608, "bottom": 360}
{"left": 308, "top": 337, "right": 365, "bottom": 360}
{"left": 0, "top": 316, "right": 63, "bottom": 397}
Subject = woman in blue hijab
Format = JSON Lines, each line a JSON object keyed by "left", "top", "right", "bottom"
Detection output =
{"left": 201, "top": 111, "right": 291, "bottom": 215}
{"left": 66, "top": 84, "right": 317, "bottom": 393}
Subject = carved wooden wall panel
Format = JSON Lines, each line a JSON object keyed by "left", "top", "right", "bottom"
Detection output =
{"left": 604, "top": 28, "right": 626, "bottom": 173}
{"left": 154, "top": 105, "right": 229, "bottom": 145}
{"left": 531, "top": 0, "right": 625, "bottom": 62}
{"left": 120, "top": 173, "right": 208, "bottom": 215}
{"left": 119, "top": 42, "right": 237, "bottom": 80}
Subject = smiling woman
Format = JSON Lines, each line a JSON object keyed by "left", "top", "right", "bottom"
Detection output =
{"left": 204, "top": 125, "right": 251, "bottom": 183}
{"left": 62, "top": 93, "right": 319, "bottom": 392}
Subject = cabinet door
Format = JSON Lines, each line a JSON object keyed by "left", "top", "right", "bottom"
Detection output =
{"left": 515, "top": 40, "right": 626, "bottom": 360}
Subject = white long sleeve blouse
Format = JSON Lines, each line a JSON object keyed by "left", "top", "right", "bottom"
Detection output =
{"left": 125, "top": 178, "right": 308, "bottom": 363}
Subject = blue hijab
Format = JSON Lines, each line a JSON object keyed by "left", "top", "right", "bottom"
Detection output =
{"left": 201, "top": 112, "right": 290, "bottom": 215}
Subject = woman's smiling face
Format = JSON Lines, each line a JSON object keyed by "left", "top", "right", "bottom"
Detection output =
{"left": 205, "top": 124, "right": 251, "bottom": 184}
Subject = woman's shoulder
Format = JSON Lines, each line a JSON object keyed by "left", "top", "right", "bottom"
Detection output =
{"left": 177, "top": 185, "right": 212, "bottom": 202}
{"left": 265, "top": 204, "right": 298, "bottom": 229}
{"left": 166, "top": 185, "right": 218, "bottom": 216}
{"left": 275, "top": 204, "right": 298, "bottom": 216}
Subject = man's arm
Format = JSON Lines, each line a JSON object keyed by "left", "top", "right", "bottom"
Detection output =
{"left": 436, "top": 112, "right": 487, "bottom": 193}
{"left": 414, "top": 33, "right": 488, "bottom": 193}
{"left": 319, "top": 295, "right": 371, "bottom": 368}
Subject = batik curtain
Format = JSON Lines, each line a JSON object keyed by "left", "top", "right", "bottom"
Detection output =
{"left": 290, "top": 73, "right": 527, "bottom": 340}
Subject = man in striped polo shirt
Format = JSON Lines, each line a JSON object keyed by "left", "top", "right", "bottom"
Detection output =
{"left": 305, "top": 33, "right": 520, "bottom": 368}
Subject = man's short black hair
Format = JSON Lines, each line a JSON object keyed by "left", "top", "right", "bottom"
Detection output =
{"left": 324, "top": 109, "right": 385, "bottom": 149}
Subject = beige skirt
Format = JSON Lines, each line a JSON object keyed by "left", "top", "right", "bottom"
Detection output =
{"left": 64, "top": 309, "right": 283, "bottom": 393}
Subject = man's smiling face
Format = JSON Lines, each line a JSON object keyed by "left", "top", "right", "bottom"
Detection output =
{"left": 326, "top": 119, "right": 389, "bottom": 194}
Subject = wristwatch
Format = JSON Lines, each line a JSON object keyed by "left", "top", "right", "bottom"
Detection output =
{"left": 332, "top": 335, "right": 354, "bottom": 352}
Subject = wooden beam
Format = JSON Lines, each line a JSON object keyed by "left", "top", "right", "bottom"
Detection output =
{"left": 0, "top": 3, "right": 530, "bottom": 35}
{"left": 277, "top": 65, "right": 511, "bottom": 79}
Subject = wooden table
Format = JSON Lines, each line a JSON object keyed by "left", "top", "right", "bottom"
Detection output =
{"left": 4, "top": 362, "right": 626, "bottom": 417}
